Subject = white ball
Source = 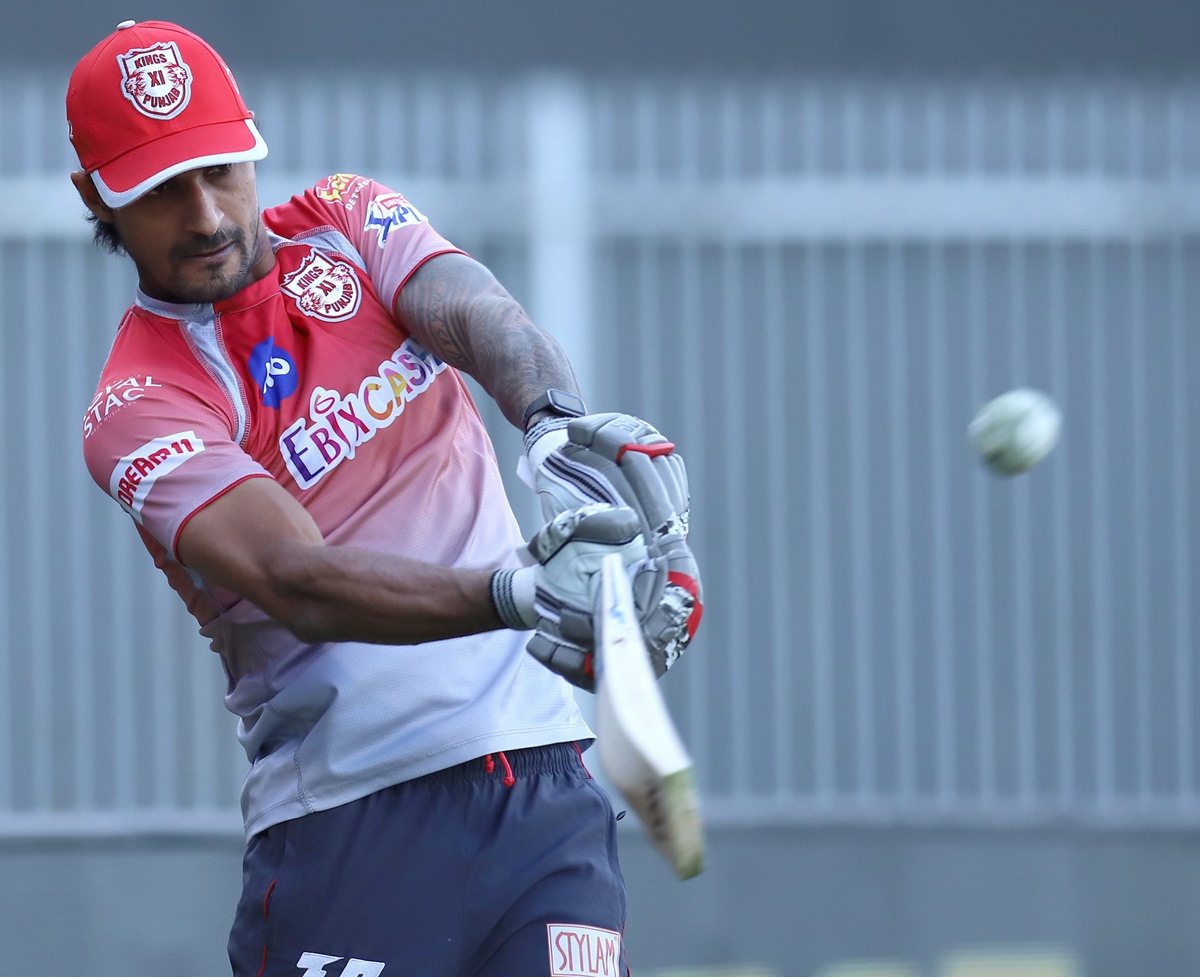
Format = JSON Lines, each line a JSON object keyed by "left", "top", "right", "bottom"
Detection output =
{"left": 968, "top": 388, "right": 1062, "bottom": 476}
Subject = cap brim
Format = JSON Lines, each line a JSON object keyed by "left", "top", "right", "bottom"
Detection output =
{"left": 91, "top": 118, "right": 268, "bottom": 209}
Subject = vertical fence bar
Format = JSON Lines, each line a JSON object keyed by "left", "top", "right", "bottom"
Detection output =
{"left": 761, "top": 85, "right": 795, "bottom": 800}
{"left": 1167, "top": 89, "right": 1194, "bottom": 804}
{"left": 65, "top": 245, "right": 97, "bottom": 813}
{"left": 717, "top": 85, "right": 752, "bottom": 797}
{"left": 1127, "top": 91, "right": 1153, "bottom": 805}
{"left": 1011, "top": 239, "right": 1035, "bottom": 807}
{"left": 843, "top": 88, "right": 876, "bottom": 802}
{"left": 679, "top": 236, "right": 711, "bottom": 781}
{"left": 722, "top": 240, "right": 753, "bottom": 797}
{"left": 676, "top": 84, "right": 711, "bottom": 784}
{"left": 1050, "top": 236, "right": 1076, "bottom": 811}
{"left": 18, "top": 76, "right": 55, "bottom": 813}
{"left": 25, "top": 242, "right": 54, "bottom": 811}
{"left": 806, "top": 241, "right": 836, "bottom": 802}
{"left": 800, "top": 78, "right": 835, "bottom": 806}
{"left": 1007, "top": 88, "right": 1037, "bottom": 808}
{"left": 964, "top": 86, "right": 995, "bottom": 808}
{"left": 527, "top": 75, "right": 593, "bottom": 390}
{"left": 887, "top": 88, "right": 917, "bottom": 805}
{"left": 763, "top": 240, "right": 793, "bottom": 800}
{"left": 1088, "top": 232, "right": 1115, "bottom": 808}
{"left": 0, "top": 256, "right": 11, "bottom": 813}
{"left": 1087, "top": 91, "right": 1116, "bottom": 809}
{"left": 634, "top": 85, "right": 663, "bottom": 421}
{"left": 98, "top": 266, "right": 138, "bottom": 813}
{"left": 1047, "top": 88, "right": 1076, "bottom": 811}
{"left": 923, "top": 86, "right": 957, "bottom": 809}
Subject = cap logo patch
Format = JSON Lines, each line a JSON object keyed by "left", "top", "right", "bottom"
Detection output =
{"left": 118, "top": 42, "right": 193, "bottom": 120}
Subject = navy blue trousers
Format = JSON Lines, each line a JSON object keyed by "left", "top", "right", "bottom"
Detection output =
{"left": 228, "top": 742, "right": 629, "bottom": 977}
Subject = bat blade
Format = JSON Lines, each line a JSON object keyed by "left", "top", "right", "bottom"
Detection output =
{"left": 595, "top": 553, "right": 705, "bottom": 879}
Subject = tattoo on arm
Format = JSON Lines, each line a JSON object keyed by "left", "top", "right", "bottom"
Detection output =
{"left": 394, "top": 252, "right": 581, "bottom": 430}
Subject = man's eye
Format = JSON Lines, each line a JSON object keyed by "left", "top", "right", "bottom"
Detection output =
{"left": 209, "top": 164, "right": 234, "bottom": 177}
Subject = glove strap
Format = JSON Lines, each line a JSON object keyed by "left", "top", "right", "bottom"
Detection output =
{"left": 517, "top": 417, "right": 572, "bottom": 493}
{"left": 490, "top": 567, "right": 537, "bottom": 630}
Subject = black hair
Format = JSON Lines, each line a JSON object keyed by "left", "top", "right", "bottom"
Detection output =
{"left": 85, "top": 208, "right": 125, "bottom": 256}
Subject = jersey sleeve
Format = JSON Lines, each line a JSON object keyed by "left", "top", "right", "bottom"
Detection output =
{"left": 264, "top": 173, "right": 466, "bottom": 312}
{"left": 82, "top": 372, "right": 273, "bottom": 560}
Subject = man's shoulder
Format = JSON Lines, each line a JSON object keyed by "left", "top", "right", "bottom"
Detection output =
{"left": 263, "top": 173, "right": 379, "bottom": 235}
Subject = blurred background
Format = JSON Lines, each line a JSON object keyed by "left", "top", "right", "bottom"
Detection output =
{"left": 3, "top": 1, "right": 1200, "bottom": 975}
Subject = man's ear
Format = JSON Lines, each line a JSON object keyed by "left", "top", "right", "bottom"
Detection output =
{"left": 70, "top": 170, "right": 114, "bottom": 223}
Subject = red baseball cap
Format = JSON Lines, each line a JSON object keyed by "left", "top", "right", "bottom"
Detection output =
{"left": 66, "top": 20, "right": 267, "bottom": 208}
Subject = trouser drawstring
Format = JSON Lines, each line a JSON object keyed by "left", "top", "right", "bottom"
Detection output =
{"left": 484, "top": 752, "right": 516, "bottom": 787}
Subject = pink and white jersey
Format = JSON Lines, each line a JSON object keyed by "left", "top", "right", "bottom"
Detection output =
{"left": 81, "top": 174, "right": 591, "bottom": 838}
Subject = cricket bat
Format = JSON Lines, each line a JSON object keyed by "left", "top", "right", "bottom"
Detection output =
{"left": 594, "top": 552, "right": 706, "bottom": 879}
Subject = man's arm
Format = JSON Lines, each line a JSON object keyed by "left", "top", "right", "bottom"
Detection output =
{"left": 177, "top": 476, "right": 502, "bottom": 645}
{"left": 394, "top": 252, "right": 579, "bottom": 430}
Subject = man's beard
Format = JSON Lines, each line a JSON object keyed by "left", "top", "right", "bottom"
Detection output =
{"left": 166, "top": 224, "right": 261, "bottom": 304}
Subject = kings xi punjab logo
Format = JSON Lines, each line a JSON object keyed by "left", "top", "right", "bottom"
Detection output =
{"left": 282, "top": 252, "right": 362, "bottom": 323}
{"left": 118, "top": 42, "right": 193, "bottom": 120}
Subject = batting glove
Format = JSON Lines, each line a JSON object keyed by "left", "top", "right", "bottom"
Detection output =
{"left": 490, "top": 502, "right": 648, "bottom": 690}
{"left": 520, "top": 412, "right": 704, "bottom": 677}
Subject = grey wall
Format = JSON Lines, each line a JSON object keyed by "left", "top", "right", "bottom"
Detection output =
{"left": 3, "top": 828, "right": 1199, "bottom": 976}
{"left": 11, "top": 0, "right": 1200, "bottom": 76}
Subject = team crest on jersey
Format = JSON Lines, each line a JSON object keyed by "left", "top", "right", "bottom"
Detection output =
{"left": 282, "top": 252, "right": 362, "bottom": 322}
{"left": 118, "top": 42, "right": 193, "bottom": 120}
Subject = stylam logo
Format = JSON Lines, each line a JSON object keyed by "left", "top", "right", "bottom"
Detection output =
{"left": 295, "top": 952, "right": 385, "bottom": 977}
{"left": 278, "top": 338, "right": 445, "bottom": 490}
{"left": 108, "top": 431, "right": 205, "bottom": 523}
{"left": 546, "top": 923, "right": 622, "bottom": 976}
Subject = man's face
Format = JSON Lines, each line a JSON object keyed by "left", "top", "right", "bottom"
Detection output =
{"left": 87, "top": 162, "right": 273, "bottom": 304}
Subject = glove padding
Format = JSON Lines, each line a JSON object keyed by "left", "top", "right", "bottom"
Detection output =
{"left": 491, "top": 502, "right": 648, "bottom": 690}
{"left": 523, "top": 413, "right": 704, "bottom": 678}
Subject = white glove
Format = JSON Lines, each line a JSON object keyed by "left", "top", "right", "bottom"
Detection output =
{"left": 520, "top": 413, "right": 704, "bottom": 677}
{"left": 490, "top": 502, "right": 648, "bottom": 689}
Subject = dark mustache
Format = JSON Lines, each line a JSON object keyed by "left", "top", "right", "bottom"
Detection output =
{"left": 172, "top": 227, "right": 243, "bottom": 261}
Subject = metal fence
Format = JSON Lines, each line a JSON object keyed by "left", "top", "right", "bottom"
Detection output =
{"left": 2, "top": 71, "right": 1198, "bottom": 835}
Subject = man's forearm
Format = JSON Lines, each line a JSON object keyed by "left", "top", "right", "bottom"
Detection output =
{"left": 265, "top": 542, "right": 505, "bottom": 645}
{"left": 394, "top": 252, "right": 581, "bottom": 429}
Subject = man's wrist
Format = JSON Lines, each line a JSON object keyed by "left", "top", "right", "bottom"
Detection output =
{"left": 522, "top": 389, "right": 587, "bottom": 430}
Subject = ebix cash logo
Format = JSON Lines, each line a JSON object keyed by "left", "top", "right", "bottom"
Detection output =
{"left": 279, "top": 339, "right": 445, "bottom": 490}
